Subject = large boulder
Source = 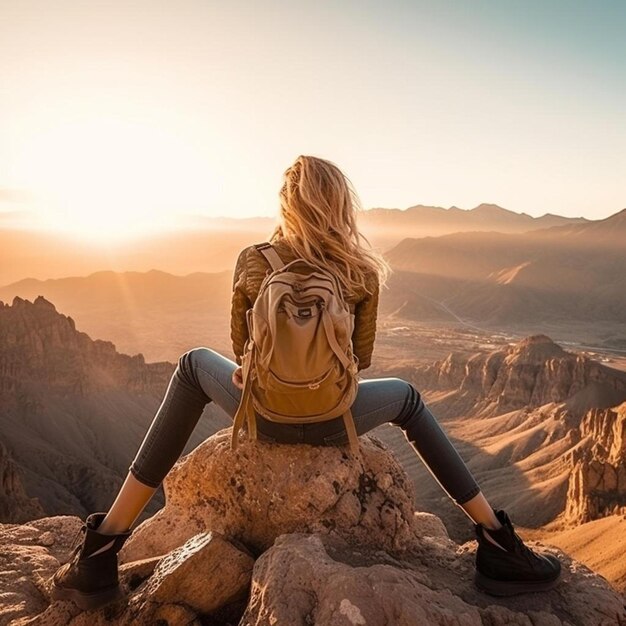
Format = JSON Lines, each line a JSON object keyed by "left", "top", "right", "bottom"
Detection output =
{"left": 121, "top": 429, "right": 420, "bottom": 562}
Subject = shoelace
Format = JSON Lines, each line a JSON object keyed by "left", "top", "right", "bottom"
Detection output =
{"left": 510, "top": 526, "right": 542, "bottom": 565}
{"left": 481, "top": 521, "right": 540, "bottom": 566}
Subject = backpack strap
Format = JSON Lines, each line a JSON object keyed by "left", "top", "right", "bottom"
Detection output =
{"left": 254, "top": 242, "right": 285, "bottom": 272}
{"left": 320, "top": 305, "right": 357, "bottom": 373}
{"left": 231, "top": 342, "right": 258, "bottom": 450}
{"left": 341, "top": 408, "right": 361, "bottom": 455}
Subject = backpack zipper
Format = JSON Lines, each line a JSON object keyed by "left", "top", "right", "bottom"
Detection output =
{"left": 260, "top": 280, "right": 335, "bottom": 297}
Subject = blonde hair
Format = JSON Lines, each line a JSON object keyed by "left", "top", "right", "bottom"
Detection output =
{"left": 268, "top": 155, "right": 391, "bottom": 299}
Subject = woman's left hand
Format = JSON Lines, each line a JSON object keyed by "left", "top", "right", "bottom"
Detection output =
{"left": 232, "top": 366, "right": 244, "bottom": 390}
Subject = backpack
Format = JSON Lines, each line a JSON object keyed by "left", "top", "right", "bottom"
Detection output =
{"left": 231, "top": 241, "right": 361, "bottom": 454}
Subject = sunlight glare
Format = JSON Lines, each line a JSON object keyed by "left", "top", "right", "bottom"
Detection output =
{"left": 14, "top": 116, "right": 213, "bottom": 242}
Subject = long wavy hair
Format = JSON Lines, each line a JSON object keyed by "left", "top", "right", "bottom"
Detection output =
{"left": 267, "top": 155, "right": 391, "bottom": 299}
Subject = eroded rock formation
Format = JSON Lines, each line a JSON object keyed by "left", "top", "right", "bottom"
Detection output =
{"left": 0, "top": 296, "right": 227, "bottom": 521}
{"left": 565, "top": 402, "right": 626, "bottom": 523}
{"left": 121, "top": 430, "right": 420, "bottom": 561}
{"left": 413, "top": 334, "right": 626, "bottom": 418}
{"left": 0, "top": 441, "right": 44, "bottom": 523}
{"left": 0, "top": 296, "right": 174, "bottom": 398}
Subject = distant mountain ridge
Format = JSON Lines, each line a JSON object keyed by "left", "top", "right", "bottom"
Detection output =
{"left": 1, "top": 203, "right": 611, "bottom": 285}
{"left": 531, "top": 206, "right": 626, "bottom": 245}
{"left": 361, "top": 202, "right": 589, "bottom": 236}
{"left": 382, "top": 208, "right": 626, "bottom": 332}
{"left": 3, "top": 201, "right": 624, "bottom": 367}
{"left": 186, "top": 203, "right": 589, "bottom": 237}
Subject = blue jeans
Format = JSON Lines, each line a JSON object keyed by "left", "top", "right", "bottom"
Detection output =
{"left": 129, "top": 347, "right": 480, "bottom": 505}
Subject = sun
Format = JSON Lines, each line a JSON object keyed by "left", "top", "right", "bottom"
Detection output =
{"left": 13, "top": 116, "right": 215, "bottom": 242}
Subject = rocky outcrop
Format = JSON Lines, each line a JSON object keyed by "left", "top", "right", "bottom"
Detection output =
{"left": 565, "top": 402, "right": 626, "bottom": 523}
{"left": 412, "top": 335, "right": 626, "bottom": 418}
{"left": 120, "top": 430, "right": 420, "bottom": 560}
{"left": 241, "top": 533, "right": 625, "bottom": 626}
{"left": 401, "top": 337, "right": 626, "bottom": 533}
{"left": 0, "top": 296, "right": 173, "bottom": 398}
{"left": 0, "top": 441, "right": 44, "bottom": 523}
{"left": 2, "top": 430, "right": 625, "bottom": 626}
{"left": 578, "top": 403, "right": 626, "bottom": 464}
{"left": 566, "top": 457, "right": 626, "bottom": 523}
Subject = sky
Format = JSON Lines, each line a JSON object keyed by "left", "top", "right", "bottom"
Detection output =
{"left": 0, "top": 0, "right": 624, "bottom": 238}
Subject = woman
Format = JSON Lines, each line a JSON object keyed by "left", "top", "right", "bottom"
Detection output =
{"left": 51, "top": 155, "right": 561, "bottom": 610}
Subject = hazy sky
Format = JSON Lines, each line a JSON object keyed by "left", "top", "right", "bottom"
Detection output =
{"left": 1, "top": 0, "right": 624, "bottom": 236}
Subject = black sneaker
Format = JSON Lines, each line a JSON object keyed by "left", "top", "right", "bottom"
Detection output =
{"left": 474, "top": 509, "right": 562, "bottom": 596}
{"left": 50, "top": 512, "right": 132, "bottom": 611}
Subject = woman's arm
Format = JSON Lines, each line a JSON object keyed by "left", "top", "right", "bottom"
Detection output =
{"left": 230, "top": 248, "right": 252, "bottom": 366}
{"left": 352, "top": 271, "right": 380, "bottom": 371}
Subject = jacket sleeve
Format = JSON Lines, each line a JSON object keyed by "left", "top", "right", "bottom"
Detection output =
{"left": 230, "top": 248, "right": 252, "bottom": 366}
{"left": 352, "top": 271, "right": 379, "bottom": 371}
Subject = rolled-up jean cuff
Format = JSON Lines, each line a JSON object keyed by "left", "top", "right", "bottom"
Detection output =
{"left": 128, "top": 464, "right": 163, "bottom": 489}
{"left": 455, "top": 485, "right": 481, "bottom": 505}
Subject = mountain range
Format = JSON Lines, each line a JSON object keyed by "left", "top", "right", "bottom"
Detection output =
{"left": 0, "top": 202, "right": 599, "bottom": 285}
{"left": 1, "top": 207, "right": 624, "bottom": 365}
{"left": 0, "top": 269, "right": 234, "bottom": 362}
{"left": 380, "top": 208, "right": 626, "bottom": 344}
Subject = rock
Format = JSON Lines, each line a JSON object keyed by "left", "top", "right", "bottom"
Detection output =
{"left": 39, "top": 532, "right": 55, "bottom": 547}
{"left": 241, "top": 533, "right": 626, "bottom": 626}
{"left": 413, "top": 511, "right": 449, "bottom": 539}
{"left": 0, "top": 441, "right": 44, "bottom": 523}
{"left": 0, "top": 515, "right": 83, "bottom": 626}
{"left": 127, "top": 532, "right": 253, "bottom": 616}
{"left": 581, "top": 404, "right": 626, "bottom": 464}
{"left": 121, "top": 429, "right": 420, "bottom": 562}
{"left": 118, "top": 556, "right": 161, "bottom": 591}
{"left": 96, "top": 531, "right": 254, "bottom": 625}
{"left": 565, "top": 403, "right": 626, "bottom": 524}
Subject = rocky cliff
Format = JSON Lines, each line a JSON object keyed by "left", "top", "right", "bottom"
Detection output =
{"left": 412, "top": 334, "right": 626, "bottom": 419}
{"left": 0, "top": 441, "right": 44, "bottom": 523}
{"left": 1, "top": 430, "right": 624, "bottom": 626}
{"left": 0, "top": 296, "right": 227, "bottom": 521}
{"left": 565, "top": 402, "right": 626, "bottom": 523}
{"left": 370, "top": 335, "right": 626, "bottom": 591}
{"left": 0, "top": 295, "right": 174, "bottom": 397}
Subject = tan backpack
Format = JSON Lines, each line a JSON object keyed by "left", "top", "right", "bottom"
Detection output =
{"left": 231, "top": 241, "right": 361, "bottom": 454}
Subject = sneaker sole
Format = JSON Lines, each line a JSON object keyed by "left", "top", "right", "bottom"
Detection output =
{"left": 50, "top": 581, "right": 123, "bottom": 611}
{"left": 474, "top": 570, "right": 562, "bottom": 597}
